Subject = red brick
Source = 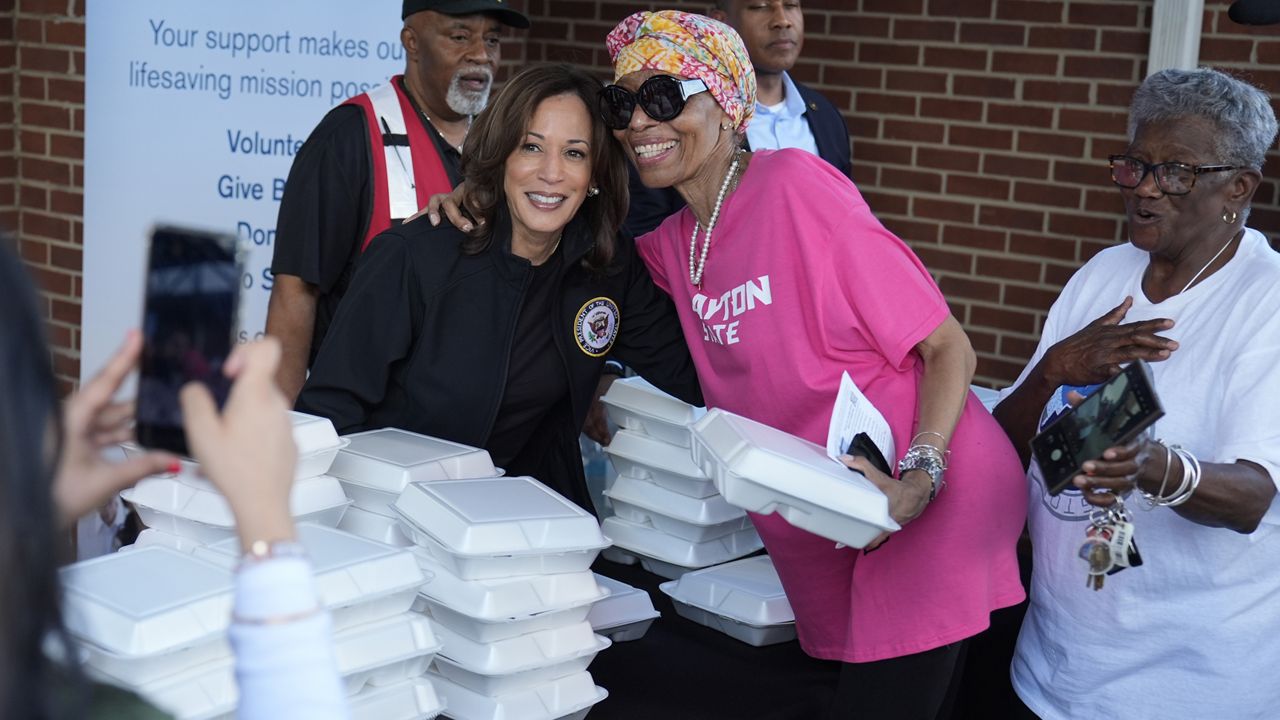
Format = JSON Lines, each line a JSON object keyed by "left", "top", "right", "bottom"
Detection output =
{"left": 49, "top": 243, "right": 81, "bottom": 271}
{"left": 20, "top": 185, "right": 47, "bottom": 209}
{"left": 1018, "top": 129, "right": 1087, "bottom": 157}
{"left": 917, "top": 147, "right": 981, "bottom": 173}
{"left": 928, "top": 0, "right": 994, "bottom": 18}
{"left": 986, "top": 102, "right": 1054, "bottom": 127}
{"left": 1053, "top": 159, "right": 1110, "bottom": 187}
{"left": 884, "top": 118, "right": 945, "bottom": 143}
{"left": 979, "top": 204, "right": 1044, "bottom": 231}
{"left": 849, "top": 116, "right": 881, "bottom": 139}
{"left": 47, "top": 77, "right": 83, "bottom": 103}
{"left": 803, "top": 11, "right": 829, "bottom": 35}
{"left": 853, "top": 141, "right": 913, "bottom": 165}
{"left": 946, "top": 173, "right": 1010, "bottom": 200}
{"left": 984, "top": 153, "right": 1050, "bottom": 180}
{"left": 19, "top": 0, "right": 69, "bottom": 14}
{"left": 19, "top": 129, "right": 45, "bottom": 154}
{"left": 20, "top": 46, "right": 71, "bottom": 74}
{"left": 1259, "top": 41, "right": 1280, "bottom": 65}
{"left": 1044, "top": 261, "right": 1080, "bottom": 286}
{"left": 886, "top": 69, "right": 948, "bottom": 94}
{"left": 19, "top": 74, "right": 43, "bottom": 99}
{"left": 52, "top": 350, "right": 79, "bottom": 380}
{"left": 16, "top": 18, "right": 43, "bottom": 42}
{"left": 1048, "top": 212, "right": 1118, "bottom": 241}
{"left": 1068, "top": 2, "right": 1139, "bottom": 27}
{"left": 850, "top": 163, "right": 880, "bottom": 184}
{"left": 50, "top": 189, "right": 81, "bottom": 215}
{"left": 1004, "top": 284, "right": 1063, "bottom": 312}
{"left": 1057, "top": 107, "right": 1127, "bottom": 135}
{"left": 50, "top": 298, "right": 79, "bottom": 325}
{"left": 20, "top": 238, "right": 48, "bottom": 264}
{"left": 968, "top": 329, "right": 998, "bottom": 354}
{"left": 863, "top": 0, "right": 924, "bottom": 13}
{"left": 855, "top": 91, "right": 917, "bottom": 115}
{"left": 823, "top": 65, "right": 883, "bottom": 89}
{"left": 914, "top": 245, "right": 975, "bottom": 273}
{"left": 996, "top": 0, "right": 1065, "bottom": 23}
{"left": 915, "top": 197, "right": 976, "bottom": 223}
{"left": 943, "top": 224, "right": 1007, "bottom": 251}
{"left": 857, "top": 42, "right": 920, "bottom": 65}
{"left": 20, "top": 102, "right": 70, "bottom": 130}
{"left": 977, "top": 254, "right": 1042, "bottom": 280}
{"left": 22, "top": 157, "right": 70, "bottom": 184}
{"left": 1079, "top": 240, "right": 1118, "bottom": 262}
{"left": 893, "top": 19, "right": 957, "bottom": 41}
{"left": 882, "top": 167, "right": 943, "bottom": 193}
{"left": 1064, "top": 55, "right": 1137, "bottom": 81}
{"left": 1010, "top": 232, "right": 1079, "bottom": 261}
{"left": 887, "top": 219, "right": 941, "bottom": 243}
{"left": 830, "top": 15, "right": 892, "bottom": 37}
{"left": 1096, "top": 83, "right": 1137, "bottom": 108}
{"left": 940, "top": 274, "right": 1001, "bottom": 302}
{"left": 1099, "top": 29, "right": 1149, "bottom": 56}
{"left": 920, "top": 97, "right": 984, "bottom": 121}
{"left": 1028, "top": 26, "right": 1096, "bottom": 50}
{"left": 970, "top": 305, "right": 1038, "bottom": 333}
{"left": 999, "top": 334, "right": 1040, "bottom": 360}
{"left": 948, "top": 124, "right": 1014, "bottom": 150}
{"left": 959, "top": 22, "right": 1026, "bottom": 46}
{"left": 991, "top": 50, "right": 1059, "bottom": 76}
{"left": 25, "top": 212, "right": 70, "bottom": 242}
{"left": 45, "top": 20, "right": 84, "bottom": 46}
{"left": 1014, "top": 181, "right": 1083, "bottom": 209}
{"left": 49, "top": 133, "right": 82, "bottom": 159}
{"left": 953, "top": 74, "right": 1016, "bottom": 99}
{"left": 924, "top": 46, "right": 988, "bottom": 71}
{"left": 1022, "top": 80, "right": 1091, "bottom": 104}
{"left": 860, "top": 191, "right": 911, "bottom": 216}
{"left": 33, "top": 266, "right": 72, "bottom": 296}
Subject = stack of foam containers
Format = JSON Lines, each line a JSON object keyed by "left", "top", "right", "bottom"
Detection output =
{"left": 587, "top": 574, "right": 660, "bottom": 643}
{"left": 394, "top": 476, "right": 613, "bottom": 720}
{"left": 326, "top": 428, "right": 500, "bottom": 548}
{"left": 658, "top": 555, "right": 796, "bottom": 646}
{"left": 120, "top": 411, "right": 352, "bottom": 551}
{"left": 63, "top": 533, "right": 446, "bottom": 719}
{"left": 598, "top": 378, "right": 763, "bottom": 578}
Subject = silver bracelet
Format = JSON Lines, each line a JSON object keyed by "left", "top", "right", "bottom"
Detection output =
{"left": 897, "top": 445, "right": 946, "bottom": 502}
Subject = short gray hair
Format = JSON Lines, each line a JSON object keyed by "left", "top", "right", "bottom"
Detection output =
{"left": 1129, "top": 67, "right": 1278, "bottom": 170}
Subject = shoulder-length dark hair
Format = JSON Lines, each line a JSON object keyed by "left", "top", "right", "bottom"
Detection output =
{"left": 460, "top": 64, "right": 628, "bottom": 272}
{"left": 0, "top": 237, "right": 82, "bottom": 718}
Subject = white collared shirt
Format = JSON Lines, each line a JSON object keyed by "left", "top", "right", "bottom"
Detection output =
{"left": 746, "top": 71, "right": 819, "bottom": 156}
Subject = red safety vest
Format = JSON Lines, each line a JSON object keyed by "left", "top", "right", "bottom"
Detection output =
{"left": 343, "top": 75, "right": 453, "bottom": 252}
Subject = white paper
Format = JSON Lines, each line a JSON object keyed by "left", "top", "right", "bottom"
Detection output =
{"left": 826, "top": 372, "right": 895, "bottom": 469}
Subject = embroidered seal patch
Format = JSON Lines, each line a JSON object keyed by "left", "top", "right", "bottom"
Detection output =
{"left": 574, "top": 297, "right": 620, "bottom": 357}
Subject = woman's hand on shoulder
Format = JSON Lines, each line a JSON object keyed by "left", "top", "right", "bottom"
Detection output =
{"left": 52, "top": 331, "right": 179, "bottom": 527}
{"left": 1041, "top": 297, "right": 1178, "bottom": 387}
{"left": 180, "top": 338, "right": 297, "bottom": 548}
{"left": 841, "top": 454, "right": 930, "bottom": 550}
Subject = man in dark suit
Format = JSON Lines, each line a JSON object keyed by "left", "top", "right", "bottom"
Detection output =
{"left": 622, "top": 0, "right": 852, "bottom": 237}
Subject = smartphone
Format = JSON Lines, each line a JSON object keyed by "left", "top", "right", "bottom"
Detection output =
{"left": 1031, "top": 360, "right": 1164, "bottom": 495}
{"left": 135, "top": 225, "right": 244, "bottom": 457}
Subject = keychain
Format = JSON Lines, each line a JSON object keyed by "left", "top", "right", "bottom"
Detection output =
{"left": 1079, "top": 495, "right": 1141, "bottom": 591}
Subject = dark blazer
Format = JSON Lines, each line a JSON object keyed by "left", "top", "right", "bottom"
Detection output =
{"left": 623, "top": 77, "right": 852, "bottom": 238}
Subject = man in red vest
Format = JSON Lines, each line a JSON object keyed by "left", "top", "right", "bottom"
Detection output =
{"left": 267, "top": 0, "right": 529, "bottom": 402}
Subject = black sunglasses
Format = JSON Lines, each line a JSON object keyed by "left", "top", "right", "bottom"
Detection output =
{"left": 598, "top": 76, "right": 709, "bottom": 130}
{"left": 1108, "top": 154, "right": 1238, "bottom": 196}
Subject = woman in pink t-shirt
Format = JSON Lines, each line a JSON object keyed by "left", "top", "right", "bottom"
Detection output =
{"left": 600, "top": 11, "right": 1027, "bottom": 718}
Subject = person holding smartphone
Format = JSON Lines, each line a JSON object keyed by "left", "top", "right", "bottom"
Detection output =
{"left": 992, "top": 68, "right": 1280, "bottom": 720}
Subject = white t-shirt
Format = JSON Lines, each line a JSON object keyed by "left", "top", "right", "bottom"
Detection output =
{"left": 1007, "top": 228, "right": 1280, "bottom": 720}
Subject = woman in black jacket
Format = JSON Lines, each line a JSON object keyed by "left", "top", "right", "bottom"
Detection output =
{"left": 297, "top": 65, "right": 701, "bottom": 511}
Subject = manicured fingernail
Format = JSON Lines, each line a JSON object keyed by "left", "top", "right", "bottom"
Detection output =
{"left": 166, "top": 461, "right": 181, "bottom": 475}
{"left": 428, "top": 213, "right": 439, "bottom": 225}
{"left": 461, "top": 223, "right": 473, "bottom": 232}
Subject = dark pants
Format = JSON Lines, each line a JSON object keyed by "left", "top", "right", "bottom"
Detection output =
{"left": 826, "top": 640, "right": 969, "bottom": 720}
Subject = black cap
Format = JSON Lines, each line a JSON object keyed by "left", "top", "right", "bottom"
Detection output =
{"left": 402, "top": 0, "right": 531, "bottom": 28}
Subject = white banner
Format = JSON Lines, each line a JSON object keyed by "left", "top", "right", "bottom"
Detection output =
{"left": 83, "top": 0, "right": 403, "bottom": 383}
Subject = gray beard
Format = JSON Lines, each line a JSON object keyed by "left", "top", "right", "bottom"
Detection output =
{"left": 446, "top": 69, "right": 492, "bottom": 116}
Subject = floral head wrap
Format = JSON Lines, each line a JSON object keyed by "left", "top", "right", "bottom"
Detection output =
{"left": 605, "top": 10, "right": 756, "bottom": 132}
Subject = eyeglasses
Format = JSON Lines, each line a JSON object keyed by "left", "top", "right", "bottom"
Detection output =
{"left": 1108, "top": 154, "right": 1237, "bottom": 196}
{"left": 598, "top": 76, "right": 709, "bottom": 130}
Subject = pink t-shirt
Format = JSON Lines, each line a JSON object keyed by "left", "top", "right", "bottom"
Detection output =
{"left": 637, "top": 149, "right": 1026, "bottom": 662}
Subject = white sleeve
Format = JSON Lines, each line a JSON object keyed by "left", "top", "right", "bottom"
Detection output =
{"left": 1215, "top": 343, "right": 1280, "bottom": 493}
{"left": 229, "top": 557, "right": 348, "bottom": 720}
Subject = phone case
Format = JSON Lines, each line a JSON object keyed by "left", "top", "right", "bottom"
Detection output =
{"left": 845, "top": 432, "right": 892, "bottom": 476}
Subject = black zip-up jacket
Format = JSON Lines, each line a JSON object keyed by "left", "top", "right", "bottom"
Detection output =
{"left": 296, "top": 212, "right": 702, "bottom": 511}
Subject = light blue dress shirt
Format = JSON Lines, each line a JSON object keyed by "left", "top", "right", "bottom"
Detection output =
{"left": 746, "top": 71, "right": 819, "bottom": 156}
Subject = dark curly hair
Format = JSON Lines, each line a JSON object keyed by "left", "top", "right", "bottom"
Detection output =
{"left": 459, "top": 64, "right": 628, "bottom": 272}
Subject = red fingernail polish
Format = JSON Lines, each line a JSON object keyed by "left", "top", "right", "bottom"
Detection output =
{"left": 167, "top": 461, "right": 181, "bottom": 475}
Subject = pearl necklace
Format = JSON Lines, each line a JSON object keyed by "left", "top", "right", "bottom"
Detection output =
{"left": 689, "top": 151, "right": 742, "bottom": 288}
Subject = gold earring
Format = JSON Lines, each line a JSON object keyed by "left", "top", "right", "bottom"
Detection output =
{"left": 1222, "top": 208, "right": 1238, "bottom": 224}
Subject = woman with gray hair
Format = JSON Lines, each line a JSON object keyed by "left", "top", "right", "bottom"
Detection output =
{"left": 993, "top": 67, "right": 1280, "bottom": 718}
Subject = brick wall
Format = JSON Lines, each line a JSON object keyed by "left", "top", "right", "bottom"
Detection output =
{"left": 8, "top": 0, "right": 1280, "bottom": 392}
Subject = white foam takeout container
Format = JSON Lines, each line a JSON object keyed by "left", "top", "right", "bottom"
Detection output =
{"left": 126, "top": 528, "right": 204, "bottom": 555}
{"left": 338, "top": 504, "right": 414, "bottom": 547}
{"left": 432, "top": 619, "right": 608, "bottom": 678}
{"left": 587, "top": 574, "right": 660, "bottom": 643}
{"left": 62, "top": 546, "right": 232, "bottom": 660}
{"left": 394, "top": 477, "right": 610, "bottom": 580}
{"left": 120, "top": 411, "right": 349, "bottom": 481}
{"left": 195, "top": 524, "right": 425, "bottom": 633}
{"left": 121, "top": 473, "right": 351, "bottom": 546}
{"left": 605, "top": 474, "right": 751, "bottom": 543}
{"left": 690, "top": 408, "right": 900, "bottom": 549}
{"left": 659, "top": 555, "right": 796, "bottom": 647}
{"left": 328, "top": 428, "right": 497, "bottom": 516}
{"left": 601, "top": 516, "right": 763, "bottom": 576}
{"left": 427, "top": 668, "right": 607, "bottom": 720}
{"left": 430, "top": 651, "right": 598, "bottom": 698}
{"left": 131, "top": 612, "right": 442, "bottom": 719}
{"left": 412, "top": 554, "right": 605, "bottom": 643}
{"left": 348, "top": 677, "right": 445, "bottom": 720}
{"left": 599, "top": 376, "right": 706, "bottom": 448}
{"left": 603, "top": 429, "right": 718, "bottom": 499}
